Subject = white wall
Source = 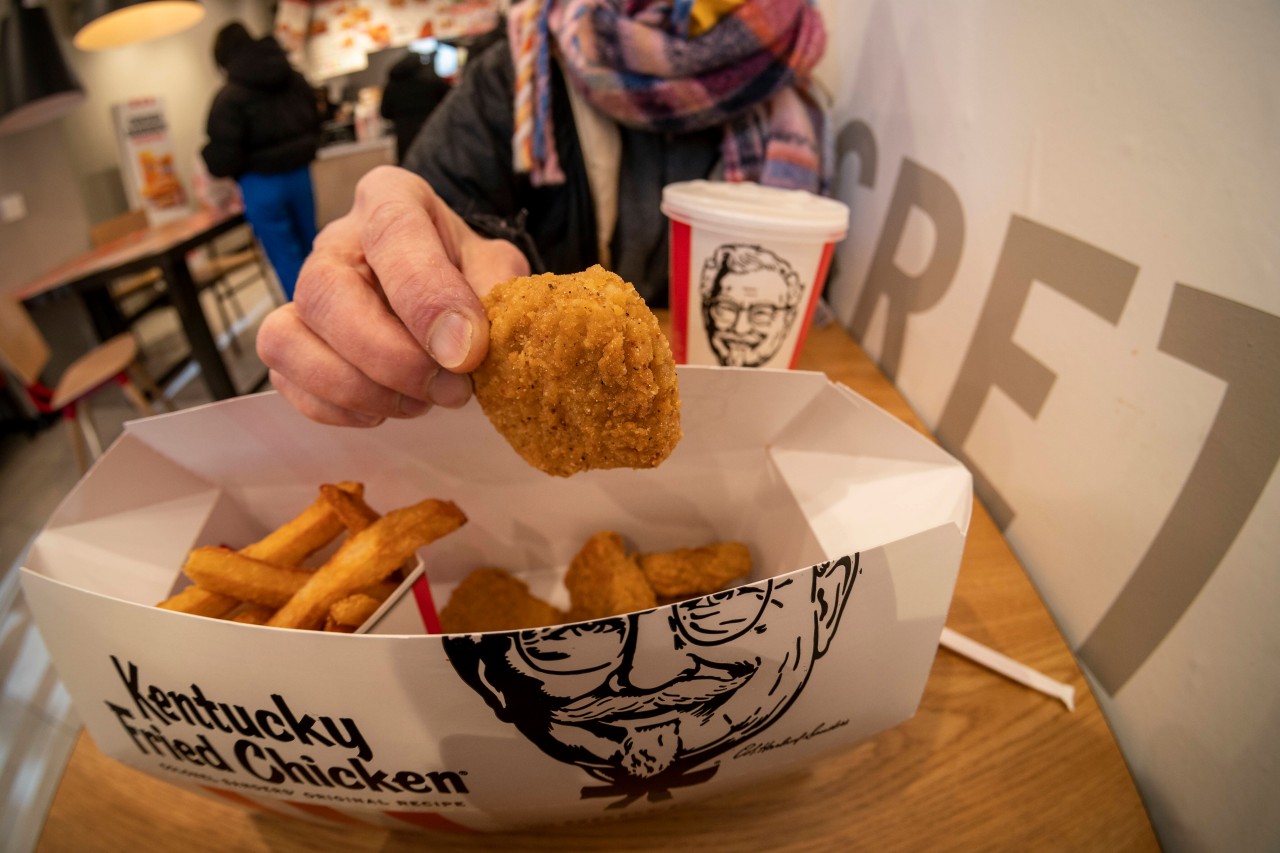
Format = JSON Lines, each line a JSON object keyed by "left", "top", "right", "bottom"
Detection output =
{"left": 815, "top": 1, "right": 1279, "bottom": 850}
{"left": 0, "top": 121, "right": 90, "bottom": 293}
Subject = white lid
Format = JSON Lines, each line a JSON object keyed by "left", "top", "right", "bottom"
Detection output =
{"left": 661, "top": 180, "right": 850, "bottom": 241}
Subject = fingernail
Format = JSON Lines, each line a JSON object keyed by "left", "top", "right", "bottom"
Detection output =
{"left": 429, "top": 312, "right": 472, "bottom": 370}
{"left": 427, "top": 369, "right": 472, "bottom": 409}
{"left": 397, "top": 395, "right": 432, "bottom": 417}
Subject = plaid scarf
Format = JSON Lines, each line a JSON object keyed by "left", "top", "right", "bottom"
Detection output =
{"left": 509, "top": 0, "right": 828, "bottom": 193}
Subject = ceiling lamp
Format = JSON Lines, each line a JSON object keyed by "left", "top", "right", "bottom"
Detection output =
{"left": 0, "top": 4, "right": 87, "bottom": 136}
{"left": 74, "top": 0, "right": 204, "bottom": 51}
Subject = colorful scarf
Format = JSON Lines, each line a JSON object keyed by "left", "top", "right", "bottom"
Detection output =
{"left": 509, "top": 0, "right": 828, "bottom": 192}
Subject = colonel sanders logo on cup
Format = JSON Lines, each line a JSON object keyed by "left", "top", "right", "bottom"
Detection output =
{"left": 699, "top": 243, "right": 805, "bottom": 368}
{"left": 443, "top": 555, "right": 859, "bottom": 809}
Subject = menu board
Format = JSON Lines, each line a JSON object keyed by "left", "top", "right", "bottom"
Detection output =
{"left": 111, "top": 97, "right": 191, "bottom": 226}
{"left": 275, "top": 0, "right": 499, "bottom": 80}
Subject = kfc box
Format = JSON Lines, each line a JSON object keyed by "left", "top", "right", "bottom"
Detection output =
{"left": 20, "top": 366, "right": 972, "bottom": 832}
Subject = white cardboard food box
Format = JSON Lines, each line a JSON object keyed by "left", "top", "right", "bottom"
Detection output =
{"left": 21, "top": 366, "right": 972, "bottom": 833}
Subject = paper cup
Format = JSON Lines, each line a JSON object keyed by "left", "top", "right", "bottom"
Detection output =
{"left": 662, "top": 180, "right": 849, "bottom": 369}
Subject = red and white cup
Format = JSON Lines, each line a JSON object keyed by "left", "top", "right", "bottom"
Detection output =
{"left": 661, "top": 180, "right": 849, "bottom": 369}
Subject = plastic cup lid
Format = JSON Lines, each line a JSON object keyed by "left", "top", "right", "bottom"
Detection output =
{"left": 661, "top": 180, "right": 850, "bottom": 241}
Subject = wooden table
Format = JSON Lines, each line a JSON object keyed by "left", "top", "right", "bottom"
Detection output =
{"left": 14, "top": 207, "right": 256, "bottom": 401}
{"left": 35, "top": 317, "right": 1158, "bottom": 851}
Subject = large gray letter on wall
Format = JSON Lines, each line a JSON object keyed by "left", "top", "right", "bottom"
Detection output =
{"left": 849, "top": 159, "right": 964, "bottom": 380}
{"left": 934, "top": 216, "right": 1137, "bottom": 529}
{"left": 836, "top": 118, "right": 878, "bottom": 189}
{"left": 1078, "top": 285, "right": 1280, "bottom": 695}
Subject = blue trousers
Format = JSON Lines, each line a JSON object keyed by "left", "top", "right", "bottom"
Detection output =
{"left": 237, "top": 166, "right": 317, "bottom": 300}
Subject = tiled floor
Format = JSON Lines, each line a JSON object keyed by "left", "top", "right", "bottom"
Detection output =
{"left": 0, "top": 274, "right": 276, "bottom": 852}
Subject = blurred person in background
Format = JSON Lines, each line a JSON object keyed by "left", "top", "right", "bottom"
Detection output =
{"left": 257, "top": 0, "right": 828, "bottom": 425}
{"left": 381, "top": 47, "right": 453, "bottom": 163}
{"left": 202, "top": 21, "right": 320, "bottom": 300}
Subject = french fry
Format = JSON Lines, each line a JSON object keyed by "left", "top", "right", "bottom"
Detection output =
{"left": 564, "top": 531, "right": 655, "bottom": 621}
{"left": 320, "top": 484, "right": 414, "bottom": 584}
{"left": 156, "top": 585, "right": 238, "bottom": 618}
{"left": 320, "top": 482, "right": 417, "bottom": 583}
{"left": 229, "top": 604, "right": 275, "bottom": 625}
{"left": 239, "top": 481, "right": 363, "bottom": 566}
{"left": 182, "top": 546, "right": 313, "bottom": 608}
{"left": 363, "top": 580, "right": 399, "bottom": 601}
{"left": 267, "top": 499, "right": 467, "bottom": 630}
{"left": 327, "top": 592, "right": 384, "bottom": 630}
{"left": 638, "top": 542, "right": 752, "bottom": 599}
{"left": 157, "top": 485, "right": 464, "bottom": 633}
{"left": 320, "top": 483, "right": 380, "bottom": 532}
{"left": 321, "top": 590, "right": 396, "bottom": 632}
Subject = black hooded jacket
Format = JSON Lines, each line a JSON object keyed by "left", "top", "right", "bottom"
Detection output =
{"left": 380, "top": 53, "right": 451, "bottom": 163}
{"left": 202, "top": 37, "right": 319, "bottom": 178}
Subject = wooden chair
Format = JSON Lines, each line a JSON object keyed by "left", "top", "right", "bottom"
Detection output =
{"left": 0, "top": 296, "right": 171, "bottom": 473}
{"left": 190, "top": 224, "right": 276, "bottom": 355}
{"left": 89, "top": 209, "right": 170, "bottom": 327}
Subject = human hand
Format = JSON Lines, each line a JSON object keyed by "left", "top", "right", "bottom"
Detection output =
{"left": 256, "top": 166, "right": 530, "bottom": 426}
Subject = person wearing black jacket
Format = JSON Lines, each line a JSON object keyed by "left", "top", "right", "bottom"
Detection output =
{"left": 202, "top": 22, "right": 319, "bottom": 300}
{"left": 380, "top": 50, "right": 452, "bottom": 164}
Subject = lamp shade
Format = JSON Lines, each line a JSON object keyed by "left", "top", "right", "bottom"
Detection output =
{"left": 74, "top": 0, "right": 204, "bottom": 51}
{"left": 0, "top": 4, "right": 87, "bottom": 136}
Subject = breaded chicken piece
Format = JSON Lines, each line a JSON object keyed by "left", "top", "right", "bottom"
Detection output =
{"left": 638, "top": 542, "right": 753, "bottom": 600}
{"left": 473, "top": 266, "right": 681, "bottom": 477}
{"left": 440, "top": 568, "right": 566, "bottom": 634}
{"left": 565, "top": 531, "right": 657, "bottom": 621}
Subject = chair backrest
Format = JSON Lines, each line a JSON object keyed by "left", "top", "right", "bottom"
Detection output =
{"left": 212, "top": 222, "right": 256, "bottom": 254}
{"left": 89, "top": 209, "right": 149, "bottom": 248}
{"left": 0, "top": 297, "right": 51, "bottom": 386}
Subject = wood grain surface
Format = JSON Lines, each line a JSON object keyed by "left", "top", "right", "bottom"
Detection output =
{"left": 35, "top": 316, "right": 1158, "bottom": 852}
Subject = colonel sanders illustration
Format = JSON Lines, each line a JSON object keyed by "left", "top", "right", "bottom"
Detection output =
{"left": 443, "top": 555, "right": 858, "bottom": 809}
{"left": 699, "top": 243, "right": 805, "bottom": 367}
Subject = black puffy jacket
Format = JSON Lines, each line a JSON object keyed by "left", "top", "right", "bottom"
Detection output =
{"left": 380, "top": 53, "right": 452, "bottom": 163}
{"left": 202, "top": 38, "right": 319, "bottom": 178}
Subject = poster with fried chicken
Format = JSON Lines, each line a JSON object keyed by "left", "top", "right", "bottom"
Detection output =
{"left": 111, "top": 97, "right": 190, "bottom": 226}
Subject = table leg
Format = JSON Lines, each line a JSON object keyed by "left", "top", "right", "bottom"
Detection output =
{"left": 81, "top": 287, "right": 128, "bottom": 340}
{"left": 160, "top": 252, "right": 237, "bottom": 400}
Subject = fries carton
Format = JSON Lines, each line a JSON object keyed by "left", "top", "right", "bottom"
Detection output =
{"left": 21, "top": 367, "right": 972, "bottom": 832}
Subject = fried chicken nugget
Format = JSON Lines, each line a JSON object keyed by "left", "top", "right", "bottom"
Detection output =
{"left": 565, "top": 531, "right": 657, "bottom": 621}
{"left": 440, "top": 568, "right": 566, "bottom": 633}
{"left": 638, "top": 542, "right": 753, "bottom": 600}
{"left": 473, "top": 266, "right": 681, "bottom": 477}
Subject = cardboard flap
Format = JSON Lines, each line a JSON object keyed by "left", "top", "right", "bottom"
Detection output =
{"left": 669, "top": 366, "right": 830, "bottom": 453}
{"left": 26, "top": 491, "right": 220, "bottom": 599}
{"left": 43, "top": 432, "right": 214, "bottom": 529}
{"left": 875, "top": 523, "right": 968, "bottom": 622}
{"left": 771, "top": 446, "right": 971, "bottom": 558}
{"left": 769, "top": 381, "right": 973, "bottom": 558}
